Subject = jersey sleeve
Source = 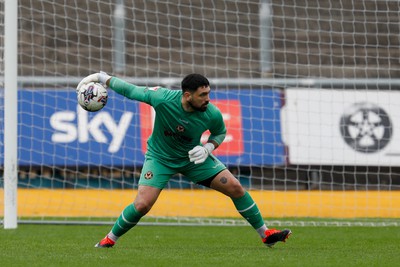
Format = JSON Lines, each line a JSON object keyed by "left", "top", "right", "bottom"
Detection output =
{"left": 208, "top": 105, "right": 227, "bottom": 146}
{"left": 108, "top": 77, "right": 168, "bottom": 106}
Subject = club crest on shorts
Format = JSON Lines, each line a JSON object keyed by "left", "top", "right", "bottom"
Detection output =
{"left": 144, "top": 171, "right": 153, "bottom": 179}
{"left": 176, "top": 125, "right": 185, "bottom": 132}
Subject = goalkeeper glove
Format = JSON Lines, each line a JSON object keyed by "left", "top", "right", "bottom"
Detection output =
{"left": 76, "top": 71, "right": 112, "bottom": 93}
{"left": 188, "top": 143, "right": 215, "bottom": 164}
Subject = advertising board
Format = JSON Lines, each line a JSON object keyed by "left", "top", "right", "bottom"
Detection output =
{"left": 1, "top": 88, "right": 285, "bottom": 166}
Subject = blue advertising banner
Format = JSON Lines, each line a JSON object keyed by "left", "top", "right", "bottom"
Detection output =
{"left": 1, "top": 88, "right": 285, "bottom": 166}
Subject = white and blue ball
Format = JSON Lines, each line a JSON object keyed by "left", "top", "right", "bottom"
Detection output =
{"left": 77, "top": 82, "right": 108, "bottom": 112}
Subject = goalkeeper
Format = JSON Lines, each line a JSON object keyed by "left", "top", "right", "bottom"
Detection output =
{"left": 77, "top": 72, "right": 291, "bottom": 248}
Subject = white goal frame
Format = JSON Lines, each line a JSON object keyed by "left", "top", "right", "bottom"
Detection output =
{"left": 3, "top": 0, "right": 18, "bottom": 229}
{"left": 2, "top": 0, "right": 400, "bottom": 228}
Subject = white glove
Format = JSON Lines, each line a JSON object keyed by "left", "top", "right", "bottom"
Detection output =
{"left": 188, "top": 143, "right": 215, "bottom": 164}
{"left": 76, "top": 72, "right": 111, "bottom": 93}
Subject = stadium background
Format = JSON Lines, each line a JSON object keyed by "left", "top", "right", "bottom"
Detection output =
{"left": 1, "top": 0, "right": 400, "bottom": 222}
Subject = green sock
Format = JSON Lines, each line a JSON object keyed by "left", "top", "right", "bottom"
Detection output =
{"left": 111, "top": 204, "right": 143, "bottom": 237}
{"left": 232, "top": 191, "right": 265, "bottom": 230}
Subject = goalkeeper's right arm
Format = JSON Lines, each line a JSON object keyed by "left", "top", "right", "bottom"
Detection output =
{"left": 107, "top": 76, "right": 150, "bottom": 102}
{"left": 77, "top": 72, "right": 150, "bottom": 103}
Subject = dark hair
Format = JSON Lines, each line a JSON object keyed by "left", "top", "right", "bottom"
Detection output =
{"left": 181, "top": 73, "right": 210, "bottom": 93}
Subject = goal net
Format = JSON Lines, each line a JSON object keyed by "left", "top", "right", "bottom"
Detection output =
{"left": 1, "top": 0, "right": 400, "bottom": 226}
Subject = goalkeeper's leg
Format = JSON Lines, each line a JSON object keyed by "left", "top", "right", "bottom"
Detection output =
{"left": 231, "top": 190, "right": 291, "bottom": 247}
{"left": 209, "top": 169, "right": 291, "bottom": 247}
{"left": 95, "top": 185, "right": 162, "bottom": 248}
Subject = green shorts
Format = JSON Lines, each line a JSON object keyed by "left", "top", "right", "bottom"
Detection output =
{"left": 139, "top": 154, "right": 226, "bottom": 189}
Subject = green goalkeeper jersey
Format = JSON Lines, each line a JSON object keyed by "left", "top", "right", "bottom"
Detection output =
{"left": 109, "top": 77, "right": 226, "bottom": 166}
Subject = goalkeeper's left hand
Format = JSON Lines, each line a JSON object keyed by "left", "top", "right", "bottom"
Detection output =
{"left": 188, "top": 143, "right": 215, "bottom": 164}
{"left": 76, "top": 71, "right": 112, "bottom": 93}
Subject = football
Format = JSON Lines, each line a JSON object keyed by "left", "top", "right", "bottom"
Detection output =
{"left": 77, "top": 82, "right": 108, "bottom": 112}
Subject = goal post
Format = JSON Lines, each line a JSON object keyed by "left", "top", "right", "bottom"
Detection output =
{"left": 1, "top": 1, "right": 400, "bottom": 227}
{"left": 3, "top": 0, "right": 18, "bottom": 229}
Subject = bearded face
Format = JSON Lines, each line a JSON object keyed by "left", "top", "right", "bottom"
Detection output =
{"left": 186, "top": 86, "right": 210, "bottom": 112}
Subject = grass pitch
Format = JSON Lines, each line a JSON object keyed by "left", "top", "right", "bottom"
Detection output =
{"left": 1, "top": 224, "right": 399, "bottom": 267}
